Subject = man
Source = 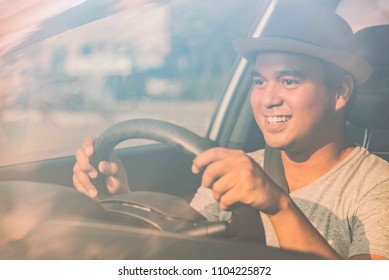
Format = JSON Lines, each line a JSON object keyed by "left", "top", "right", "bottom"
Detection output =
{"left": 73, "top": 7, "right": 389, "bottom": 259}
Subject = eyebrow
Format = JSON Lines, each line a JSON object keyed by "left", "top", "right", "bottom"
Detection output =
{"left": 251, "top": 71, "right": 263, "bottom": 78}
{"left": 276, "top": 69, "right": 306, "bottom": 79}
{"left": 251, "top": 69, "right": 306, "bottom": 79}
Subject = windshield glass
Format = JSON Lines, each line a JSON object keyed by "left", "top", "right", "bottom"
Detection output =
{"left": 0, "top": 0, "right": 266, "bottom": 166}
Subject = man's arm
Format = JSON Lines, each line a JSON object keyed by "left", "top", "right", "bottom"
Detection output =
{"left": 349, "top": 254, "right": 387, "bottom": 260}
{"left": 266, "top": 195, "right": 341, "bottom": 259}
{"left": 347, "top": 181, "right": 389, "bottom": 260}
{"left": 192, "top": 147, "right": 341, "bottom": 259}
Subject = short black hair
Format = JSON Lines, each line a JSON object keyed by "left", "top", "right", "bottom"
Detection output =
{"left": 320, "top": 59, "right": 353, "bottom": 90}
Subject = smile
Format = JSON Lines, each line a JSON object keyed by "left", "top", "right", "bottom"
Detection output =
{"left": 266, "top": 115, "right": 292, "bottom": 124}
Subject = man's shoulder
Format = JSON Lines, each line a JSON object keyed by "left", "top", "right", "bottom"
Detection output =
{"left": 338, "top": 147, "right": 389, "bottom": 198}
{"left": 354, "top": 148, "right": 389, "bottom": 180}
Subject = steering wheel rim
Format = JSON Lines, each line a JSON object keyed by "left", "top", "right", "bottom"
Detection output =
{"left": 91, "top": 118, "right": 216, "bottom": 197}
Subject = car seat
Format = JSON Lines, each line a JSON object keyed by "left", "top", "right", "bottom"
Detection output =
{"left": 346, "top": 25, "right": 389, "bottom": 162}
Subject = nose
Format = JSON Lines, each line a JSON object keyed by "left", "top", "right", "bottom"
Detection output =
{"left": 251, "top": 83, "right": 283, "bottom": 110}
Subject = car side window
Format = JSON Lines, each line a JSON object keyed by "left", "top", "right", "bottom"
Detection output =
{"left": 0, "top": 0, "right": 266, "bottom": 166}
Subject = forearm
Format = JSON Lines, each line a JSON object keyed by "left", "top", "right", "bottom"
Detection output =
{"left": 268, "top": 195, "right": 342, "bottom": 259}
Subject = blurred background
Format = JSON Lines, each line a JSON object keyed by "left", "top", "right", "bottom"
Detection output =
{"left": 0, "top": 0, "right": 264, "bottom": 166}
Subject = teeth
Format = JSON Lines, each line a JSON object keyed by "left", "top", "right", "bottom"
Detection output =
{"left": 266, "top": 116, "right": 291, "bottom": 124}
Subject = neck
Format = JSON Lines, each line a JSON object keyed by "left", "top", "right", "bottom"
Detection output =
{"left": 281, "top": 137, "right": 354, "bottom": 192}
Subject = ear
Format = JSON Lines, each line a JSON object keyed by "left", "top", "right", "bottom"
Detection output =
{"left": 335, "top": 74, "right": 354, "bottom": 111}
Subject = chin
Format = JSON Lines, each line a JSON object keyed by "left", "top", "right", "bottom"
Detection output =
{"left": 263, "top": 135, "right": 289, "bottom": 150}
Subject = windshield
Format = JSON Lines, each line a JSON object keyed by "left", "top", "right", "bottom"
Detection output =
{"left": 0, "top": 0, "right": 266, "bottom": 166}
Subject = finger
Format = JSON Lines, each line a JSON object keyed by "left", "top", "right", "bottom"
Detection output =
{"left": 105, "top": 176, "right": 122, "bottom": 194}
{"left": 75, "top": 148, "right": 97, "bottom": 178}
{"left": 82, "top": 136, "right": 97, "bottom": 157}
{"left": 211, "top": 172, "right": 237, "bottom": 201}
{"left": 219, "top": 188, "right": 242, "bottom": 210}
{"left": 73, "top": 173, "right": 98, "bottom": 198}
{"left": 72, "top": 173, "right": 85, "bottom": 194}
{"left": 192, "top": 147, "right": 231, "bottom": 174}
{"left": 73, "top": 164, "right": 98, "bottom": 198}
{"left": 98, "top": 161, "right": 119, "bottom": 175}
{"left": 201, "top": 157, "right": 236, "bottom": 188}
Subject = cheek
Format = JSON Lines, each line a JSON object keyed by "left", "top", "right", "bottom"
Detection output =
{"left": 307, "top": 92, "right": 334, "bottom": 115}
{"left": 250, "top": 88, "right": 267, "bottom": 113}
{"left": 250, "top": 89, "right": 259, "bottom": 108}
{"left": 289, "top": 91, "right": 334, "bottom": 126}
{"left": 250, "top": 91, "right": 265, "bottom": 129}
{"left": 250, "top": 91, "right": 263, "bottom": 119}
{"left": 250, "top": 91, "right": 258, "bottom": 115}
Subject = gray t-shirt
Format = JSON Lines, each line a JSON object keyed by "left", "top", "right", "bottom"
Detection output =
{"left": 190, "top": 147, "right": 389, "bottom": 259}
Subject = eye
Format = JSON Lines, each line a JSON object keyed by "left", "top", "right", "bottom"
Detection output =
{"left": 253, "top": 79, "right": 265, "bottom": 87}
{"left": 281, "top": 79, "right": 299, "bottom": 86}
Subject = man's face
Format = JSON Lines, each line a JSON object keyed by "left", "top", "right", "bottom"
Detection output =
{"left": 250, "top": 52, "right": 341, "bottom": 153}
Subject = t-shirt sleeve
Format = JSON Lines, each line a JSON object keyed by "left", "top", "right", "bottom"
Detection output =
{"left": 190, "top": 185, "right": 232, "bottom": 222}
{"left": 349, "top": 180, "right": 389, "bottom": 259}
{"left": 248, "top": 149, "right": 265, "bottom": 168}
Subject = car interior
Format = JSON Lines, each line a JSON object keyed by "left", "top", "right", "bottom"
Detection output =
{"left": 0, "top": 0, "right": 388, "bottom": 259}
{"left": 347, "top": 24, "right": 389, "bottom": 163}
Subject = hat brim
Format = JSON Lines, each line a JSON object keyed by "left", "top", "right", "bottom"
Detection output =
{"left": 233, "top": 37, "right": 372, "bottom": 85}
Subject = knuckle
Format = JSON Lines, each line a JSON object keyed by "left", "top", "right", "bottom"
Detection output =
{"left": 75, "top": 148, "right": 83, "bottom": 160}
{"left": 241, "top": 168, "right": 253, "bottom": 178}
{"left": 209, "top": 147, "right": 222, "bottom": 158}
{"left": 84, "top": 136, "right": 96, "bottom": 146}
{"left": 99, "top": 161, "right": 108, "bottom": 173}
{"left": 202, "top": 170, "right": 215, "bottom": 187}
{"left": 72, "top": 163, "right": 78, "bottom": 173}
{"left": 206, "top": 163, "right": 216, "bottom": 175}
{"left": 219, "top": 196, "right": 230, "bottom": 207}
{"left": 212, "top": 189, "right": 221, "bottom": 201}
{"left": 235, "top": 149, "right": 246, "bottom": 156}
{"left": 79, "top": 170, "right": 91, "bottom": 183}
{"left": 212, "top": 180, "right": 223, "bottom": 193}
{"left": 110, "top": 162, "right": 119, "bottom": 174}
{"left": 72, "top": 174, "right": 81, "bottom": 190}
{"left": 107, "top": 177, "right": 119, "bottom": 193}
{"left": 240, "top": 158, "right": 254, "bottom": 171}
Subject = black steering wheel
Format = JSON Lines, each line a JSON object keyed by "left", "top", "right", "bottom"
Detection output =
{"left": 91, "top": 118, "right": 215, "bottom": 197}
{"left": 90, "top": 119, "right": 265, "bottom": 241}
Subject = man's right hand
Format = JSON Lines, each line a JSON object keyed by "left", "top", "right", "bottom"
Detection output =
{"left": 73, "top": 136, "right": 130, "bottom": 198}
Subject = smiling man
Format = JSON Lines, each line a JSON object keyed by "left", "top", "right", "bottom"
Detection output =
{"left": 190, "top": 7, "right": 389, "bottom": 259}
